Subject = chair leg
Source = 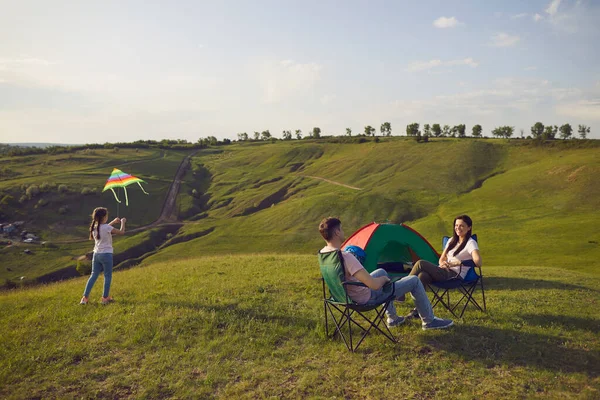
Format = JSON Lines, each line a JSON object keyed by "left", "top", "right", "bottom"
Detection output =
{"left": 480, "top": 277, "right": 487, "bottom": 311}
{"left": 429, "top": 285, "right": 459, "bottom": 318}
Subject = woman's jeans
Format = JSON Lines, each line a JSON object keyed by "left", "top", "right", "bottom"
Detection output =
{"left": 364, "top": 269, "right": 434, "bottom": 324}
{"left": 83, "top": 252, "right": 113, "bottom": 298}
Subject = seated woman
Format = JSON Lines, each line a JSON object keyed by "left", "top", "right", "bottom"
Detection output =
{"left": 406, "top": 215, "right": 482, "bottom": 318}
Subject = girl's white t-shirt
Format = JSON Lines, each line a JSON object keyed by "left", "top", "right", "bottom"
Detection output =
{"left": 444, "top": 237, "right": 479, "bottom": 279}
{"left": 93, "top": 224, "right": 114, "bottom": 253}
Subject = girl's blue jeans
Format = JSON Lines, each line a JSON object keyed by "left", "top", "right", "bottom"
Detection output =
{"left": 83, "top": 252, "right": 113, "bottom": 298}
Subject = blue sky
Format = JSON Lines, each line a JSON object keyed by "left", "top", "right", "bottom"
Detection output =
{"left": 1, "top": 0, "right": 599, "bottom": 143}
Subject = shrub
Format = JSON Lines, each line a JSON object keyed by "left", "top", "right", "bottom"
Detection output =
{"left": 26, "top": 185, "right": 40, "bottom": 199}
{"left": 19, "top": 195, "right": 27, "bottom": 204}
{"left": 0, "top": 195, "right": 17, "bottom": 207}
{"left": 81, "top": 187, "right": 94, "bottom": 195}
{"left": 76, "top": 260, "right": 92, "bottom": 276}
{"left": 37, "top": 198, "right": 48, "bottom": 207}
{"left": 40, "top": 182, "right": 51, "bottom": 192}
{"left": 58, "top": 184, "right": 68, "bottom": 193}
{"left": 58, "top": 206, "right": 69, "bottom": 215}
{"left": 192, "top": 189, "right": 199, "bottom": 197}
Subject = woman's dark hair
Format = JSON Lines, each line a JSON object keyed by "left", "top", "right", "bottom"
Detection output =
{"left": 446, "top": 215, "right": 473, "bottom": 256}
{"left": 89, "top": 207, "right": 108, "bottom": 240}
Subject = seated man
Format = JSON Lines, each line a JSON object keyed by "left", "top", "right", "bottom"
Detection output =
{"left": 318, "top": 217, "right": 453, "bottom": 330}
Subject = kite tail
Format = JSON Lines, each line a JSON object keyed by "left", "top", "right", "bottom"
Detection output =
{"left": 110, "top": 188, "right": 122, "bottom": 203}
{"left": 124, "top": 187, "right": 129, "bottom": 206}
{"left": 137, "top": 182, "right": 149, "bottom": 195}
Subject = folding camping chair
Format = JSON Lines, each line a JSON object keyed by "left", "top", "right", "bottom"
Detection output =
{"left": 319, "top": 250, "right": 398, "bottom": 352}
{"left": 428, "top": 235, "right": 486, "bottom": 318}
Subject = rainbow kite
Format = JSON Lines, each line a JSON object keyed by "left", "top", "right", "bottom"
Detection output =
{"left": 103, "top": 168, "right": 149, "bottom": 206}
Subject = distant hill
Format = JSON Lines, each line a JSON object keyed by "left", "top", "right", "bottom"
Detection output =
{"left": 2, "top": 143, "right": 81, "bottom": 148}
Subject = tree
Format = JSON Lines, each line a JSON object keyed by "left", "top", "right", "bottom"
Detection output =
{"left": 346, "top": 128, "right": 352, "bottom": 136}
{"left": 261, "top": 130, "right": 271, "bottom": 140}
{"left": 237, "top": 132, "right": 248, "bottom": 141}
{"left": 542, "top": 125, "right": 555, "bottom": 140}
{"left": 492, "top": 126, "right": 514, "bottom": 138}
{"left": 531, "top": 122, "right": 544, "bottom": 139}
{"left": 295, "top": 129, "right": 302, "bottom": 140}
{"left": 559, "top": 123, "right": 573, "bottom": 139}
{"left": 423, "top": 124, "right": 431, "bottom": 138}
{"left": 253, "top": 131, "right": 260, "bottom": 141}
{"left": 282, "top": 130, "right": 292, "bottom": 140}
{"left": 406, "top": 123, "right": 420, "bottom": 136}
{"left": 431, "top": 123, "right": 442, "bottom": 137}
{"left": 364, "top": 125, "right": 375, "bottom": 136}
{"left": 207, "top": 136, "right": 218, "bottom": 146}
{"left": 520, "top": 129, "right": 524, "bottom": 139}
{"left": 449, "top": 126, "right": 458, "bottom": 137}
{"left": 472, "top": 124, "right": 482, "bottom": 137}
{"left": 311, "top": 127, "right": 321, "bottom": 139}
{"left": 457, "top": 124, "right": 466, "bottom": 138}
{"left": 380, "top": 122, "right": 392, "bottom": 136}
{"left": 442, "top": 125, "right": 451, "bottom": 137}
{"left": 578, "top": 124, "right": 590, "bottom": 139}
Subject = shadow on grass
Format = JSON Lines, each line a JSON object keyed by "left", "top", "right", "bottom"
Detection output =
{"left": 484, "top": 276, "right": 598, "bottom": 292}
{"left": 424, "top": 324, "right": 600, "bottom": 376}
{"left": 519, "top": 313, "right": 600, "bottom": 334}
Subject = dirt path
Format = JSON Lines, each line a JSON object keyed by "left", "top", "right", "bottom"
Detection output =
{"left": 299, "top": 175, "right": 362, "bottom": 191}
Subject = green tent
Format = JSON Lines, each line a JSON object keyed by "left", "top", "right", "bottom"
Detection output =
{"left": 342, "top": 222, "right": 439, "bottom": 274}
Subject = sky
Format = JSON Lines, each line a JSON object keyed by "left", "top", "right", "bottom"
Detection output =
{"left": 1, "top": 0, "right": 599, "bottom": 143}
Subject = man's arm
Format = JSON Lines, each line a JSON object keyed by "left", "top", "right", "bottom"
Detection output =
{"left": 352, "top": 269, "right": 389, "bottom": 290}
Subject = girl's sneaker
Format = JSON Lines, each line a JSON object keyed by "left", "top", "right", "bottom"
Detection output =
{"left": 101, "top": 296, "right": 114, "bottom": 305}
{"left": 80, "top": 296, "right": 89, "bottom": 305}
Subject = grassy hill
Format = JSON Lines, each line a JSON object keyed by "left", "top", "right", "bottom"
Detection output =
{"left": 2, "top": 138, "right": 599, "bottom": 286}
{"left": 145, "top": 138, "right": 600, "bottom": 274}
{"left": 0, "top": 255, "right": 598, "bottom": 398}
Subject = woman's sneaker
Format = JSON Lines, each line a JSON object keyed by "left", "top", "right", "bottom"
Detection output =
{"left": 422, "top": 317, "right": 454, "bottom": 330}
{"left": 386, "top": 316, "right": 405, "bottom": 327}
{"left": 79, "top": 296, "right": 89, "bottom": 305}
{"left": 101, "top": 296, "right": 114, "bottom": 305}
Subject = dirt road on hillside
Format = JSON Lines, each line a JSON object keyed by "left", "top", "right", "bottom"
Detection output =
{"left": 299, "top": 175, "right": 362, "bottom": 191}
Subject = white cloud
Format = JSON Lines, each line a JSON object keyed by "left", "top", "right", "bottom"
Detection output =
{"left": 320, "top": 94, "right": 336, "bottom": 105}
{"left": 556, "top": 100, "right": 600, "bottom": 121}
{"left": 433, "top": 16, "right": 461, "bottom": 28}
{"left": 511, "top": 13, "right": 528, "bottom": 19}
{"left": 0, "top": 58, "right": 55, "bottom": 67}
{"left": 407, "top": 57, "right": 478, "bottom": 72}
{"left": 490, "top": 33, "right": 520, "bottom": 47}
{"left": 259, "top": 59, "right": 322, "bottom": 103}
{"left": 533, "top": 13, "right": 544, "bottom": 21}
{"left": 546, "top": 0, "right": 562, "bottom": 16}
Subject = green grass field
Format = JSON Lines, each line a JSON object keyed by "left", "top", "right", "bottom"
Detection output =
{"left": 0, "top": 254, "right": 598, "bottom": 398}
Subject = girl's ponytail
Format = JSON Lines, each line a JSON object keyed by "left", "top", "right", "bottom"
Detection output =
{"left": 89, "top": 207, "right": 108, "bottom": 240}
